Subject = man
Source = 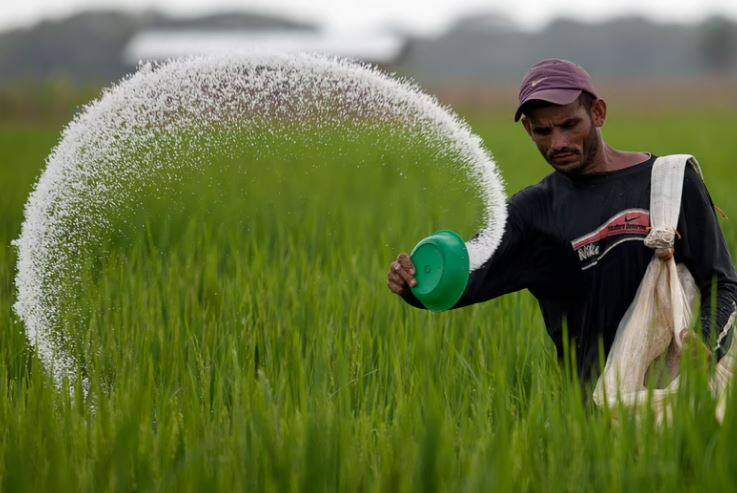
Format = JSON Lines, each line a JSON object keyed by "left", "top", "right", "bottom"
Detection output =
{"left": 387, "top": 58, "right": 737, "bottom": 381}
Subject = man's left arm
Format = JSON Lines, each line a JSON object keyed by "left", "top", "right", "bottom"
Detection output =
{"left": 676, "top": 164, "right": 737, "bottom": 359}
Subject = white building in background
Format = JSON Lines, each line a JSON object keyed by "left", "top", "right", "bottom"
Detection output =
{"left": 124, "top": 30, "right": 406, "bottom": 66}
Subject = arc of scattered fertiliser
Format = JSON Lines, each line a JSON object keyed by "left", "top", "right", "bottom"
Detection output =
{"left": 13, "top": 53, "right": 508, "bottom": 386}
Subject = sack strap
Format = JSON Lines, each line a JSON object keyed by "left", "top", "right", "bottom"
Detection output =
{"left": 645, "top": 154, "right": 702, "bottom": 259}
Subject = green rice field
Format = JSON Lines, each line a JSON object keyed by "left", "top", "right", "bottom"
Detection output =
{"left": 1, "top": 107, "right": 737, "bottom": 491}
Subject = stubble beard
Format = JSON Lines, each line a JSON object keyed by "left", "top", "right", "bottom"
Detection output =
{"left": 549, "top": 122, "right": 600, "bottom": 176}
{"left": 578, "top": 125, "right": 600, "bottom": 174}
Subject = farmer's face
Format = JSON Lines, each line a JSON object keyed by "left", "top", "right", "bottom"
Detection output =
{"left": 522, "top": 98, "right": 605, "bottom": 175}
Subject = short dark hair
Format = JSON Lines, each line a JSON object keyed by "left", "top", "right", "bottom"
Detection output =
{"left": 578, "top": 91, "right": 596, "bottom": 113}
{"left": 520, "top": 91, "right": 596, "bottom": 120}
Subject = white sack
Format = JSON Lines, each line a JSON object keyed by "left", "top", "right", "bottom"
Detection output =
{"left": 592, "top": 155, "right": 735, "bottom": 423}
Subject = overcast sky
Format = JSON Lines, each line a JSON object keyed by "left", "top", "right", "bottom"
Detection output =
{"left": 2, "top": 0, "right": 737, "bottom": 34}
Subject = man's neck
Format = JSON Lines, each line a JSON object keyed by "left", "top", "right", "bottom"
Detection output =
{"left": 582, "top": 143, "right": 650, "bottom": 175}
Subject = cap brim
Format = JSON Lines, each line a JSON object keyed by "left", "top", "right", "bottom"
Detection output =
{"left": 514, "top": 88, "right": 582, "bottom": 121}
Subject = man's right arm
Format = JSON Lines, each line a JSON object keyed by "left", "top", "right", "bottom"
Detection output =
{"left": 452, "top": 203, "right": 536, "bottom": 309}
{"left": 389, "top": 202, "right": 535, "bottom": 310}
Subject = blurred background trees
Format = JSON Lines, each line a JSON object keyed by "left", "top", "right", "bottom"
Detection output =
{"left": 1, "top": 9, "right": 735, "bottom": 123}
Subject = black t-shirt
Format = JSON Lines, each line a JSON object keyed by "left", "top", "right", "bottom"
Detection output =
{"left": 403, "top": 154, "right": 737, "bottom": 380}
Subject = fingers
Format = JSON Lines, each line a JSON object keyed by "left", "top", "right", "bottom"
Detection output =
{"left": 386, "top": 253, "right": 416, "bottom": 297}
{"left": 387, "top": 278, "right": 405, "bottom": 295}
{"left": 392, "top": 258, "right": 416, "bottom": 288}
{"left": 397, "top": 254, "right": 416, "bottom": 276}
{"left": 388, "top": 268, "right": 409, "bottom": 288}
{"left": 388, "top": 263, "right": 406, "bottom": 292}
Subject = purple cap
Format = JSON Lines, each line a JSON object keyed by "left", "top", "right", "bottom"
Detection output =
{"left": 514, "top": 58, "right": 597, "bottom": 122}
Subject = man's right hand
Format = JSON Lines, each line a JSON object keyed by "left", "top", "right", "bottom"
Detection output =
{"left": 387, "top": 253, "right": 417, "bottom": 296}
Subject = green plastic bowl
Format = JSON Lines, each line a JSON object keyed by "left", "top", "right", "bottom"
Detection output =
{"left": 409, "top": 230, "right": 470, "bottom": 312}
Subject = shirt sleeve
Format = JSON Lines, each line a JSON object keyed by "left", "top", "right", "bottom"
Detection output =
{"left": 452, "top": 201, "right": 537, "bottom": 307}
{"left": 675, "top": 164, "right": 737, "bottom": 357}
